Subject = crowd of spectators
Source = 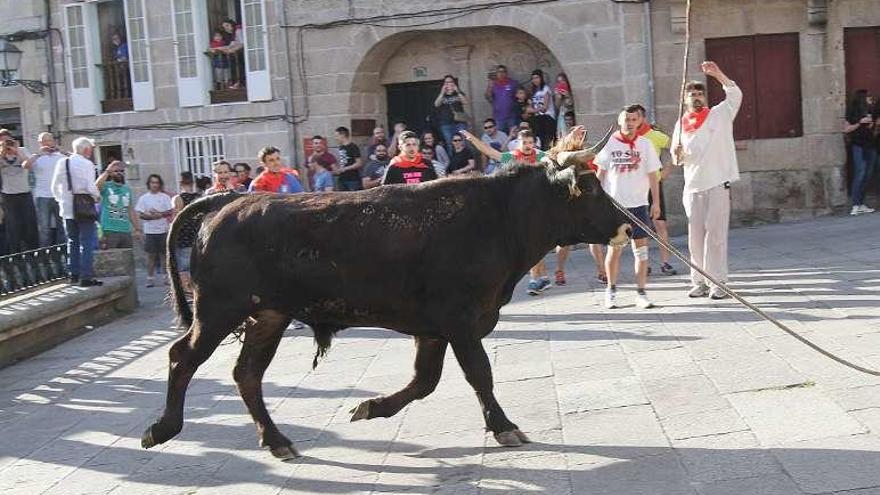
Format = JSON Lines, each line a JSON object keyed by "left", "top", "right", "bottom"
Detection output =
{"left": 3, "top": 62, "right": 876, "bottom": 302}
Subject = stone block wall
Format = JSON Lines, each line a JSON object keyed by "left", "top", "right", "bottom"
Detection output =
{"left": 289, "top": 0, "right": 651, "bottom": 149}
{"left": 650, "top": 0, "right": 879, "bottom": 233}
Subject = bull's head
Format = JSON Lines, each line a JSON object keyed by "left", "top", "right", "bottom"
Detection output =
{"left": 550, "top": 125, "right": 631, "bottom": 247}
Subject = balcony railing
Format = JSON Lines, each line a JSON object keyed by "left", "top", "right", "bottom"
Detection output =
{"left": 98, "top": 61, "right": 133, "bottom": 113}
{"left": 206, "top": 51, "right": 246, "bottom": 104}
{"left": 0, "top": 244, "right": 69, "bottom": 297}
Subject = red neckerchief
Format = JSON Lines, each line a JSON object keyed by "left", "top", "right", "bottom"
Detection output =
{"left": 494, "top": 76, "right": 510, "bottom": 88}
{"left": 512, "top": 148, "right": 539, "bottom": 165}
{"left": 614, "top": 131, "right": 638, "bottom": 151}
{"left": 636, "top": 123, "right": 652, "bottom": 137}
{"left": 391, "top": 152, "right": 428, "bottom": 169}
{"left": 212, "top": 181, "right": 230, "bottom": 192}
{"left": 681, "top": 107, "right": 709, "bottom": 134}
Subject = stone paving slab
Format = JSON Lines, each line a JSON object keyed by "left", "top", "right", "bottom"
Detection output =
{"left": 1, "top": 214, "right": 880, "bottom": 494}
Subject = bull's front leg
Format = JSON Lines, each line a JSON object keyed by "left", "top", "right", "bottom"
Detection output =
{"left": 450, "top": 336, "right": 531, "bottom": 447}
{"left": 350, "top": 337, "right": 447, "bottom": 421}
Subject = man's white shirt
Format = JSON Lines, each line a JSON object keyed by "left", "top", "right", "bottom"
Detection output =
{"left": 51, "top": 153, "right": 99, "bottom": 220}
{"left": 671, "top": 82, "right": 743, "bottom": 194}
{"left": 594, "top": 134, "right": 661, "bottom": 208}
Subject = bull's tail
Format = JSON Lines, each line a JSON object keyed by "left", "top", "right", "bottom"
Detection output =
{"left": 167, "top": 192, "right": 243, "bottom": 329}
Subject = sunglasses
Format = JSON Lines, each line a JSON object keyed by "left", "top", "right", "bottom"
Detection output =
{"left": 483, "top": 125, "right": 495, "bottom": 130}
{"left": 451, "top": 138, "right": 463, "bottom": 142}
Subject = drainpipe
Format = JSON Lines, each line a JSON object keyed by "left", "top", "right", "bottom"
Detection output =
{"left": 644, "top": 0, "right": 656, "bottom": 122}
{"left": 280, "top": 0, "right": 300, "bottom": 168}
{"left": 44, "top": 0, "right": 58, "bottom": 136}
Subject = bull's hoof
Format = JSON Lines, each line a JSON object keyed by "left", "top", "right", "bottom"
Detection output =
{"left": 494, "top": 430, "right": 523, "bottom": 447}
{"left": 514, "top": 429, "right": 532, "bottom": 444}
{"left": 270, "top": 445, "right": 300, "bottom": 461}
{"left": 349, "top": 400, "right": 373, "bottom": 422}
{"left": 141, "top": 426, "right": 156, "bottom": 449}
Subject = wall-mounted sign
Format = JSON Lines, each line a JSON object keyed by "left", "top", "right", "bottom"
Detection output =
{"left": 413, "top": 66, "right": 428, "bottom": 79}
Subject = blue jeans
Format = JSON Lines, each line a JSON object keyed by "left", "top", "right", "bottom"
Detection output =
{"left": 338, "top": 179, "right": 362, "bottom": 191}
{"left": 851, "top": 144, "right": 877, "bottom": 206}
{"left": 440, "top": 122, "right": 468, "bottom": 155}
{"left": 36, "top": 197, "right": 65, "bottom": 247}
{"left": 65, "top": 219, "right": 98, "bottom": 279}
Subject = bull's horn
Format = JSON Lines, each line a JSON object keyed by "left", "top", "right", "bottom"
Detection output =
{"left": 556, "top": 124, "right": 616, "bottom": 168}
{"left": 557, "top": 149, "right": 593, "bottom": 168}
{"left": 586, "top": 124, "right": 615, "bottom": 154}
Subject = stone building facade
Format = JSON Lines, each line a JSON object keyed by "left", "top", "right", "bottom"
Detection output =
{"left": 0, "top": 0, "right": 877, "bottom": 232}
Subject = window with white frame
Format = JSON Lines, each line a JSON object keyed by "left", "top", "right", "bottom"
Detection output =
{"left": 174, "top": 135, "right": 225, "bottom": 180}
{"left": 173, "top": 0, "right": 198, "bottom": 78}
{"left": 243, "top": 0, "right": 266, "bottom": 72}
{"left": 67, "top": 6, "right": 89, "bottom": 89}
{"left": 125, "top": 0, "right": 149, "bottom": 83}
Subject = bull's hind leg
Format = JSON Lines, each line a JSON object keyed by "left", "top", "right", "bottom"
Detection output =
{"left": 142, "top": 306, "right": 245, "bottom": 449}
{"left": 450, "top": 337, "right": 530, "bottom": 447}
{"left": 232, "top": 310, "right": 297, "bottom": 460}
{"left": 350, "top": 337, "right": 447, "bottom": 421}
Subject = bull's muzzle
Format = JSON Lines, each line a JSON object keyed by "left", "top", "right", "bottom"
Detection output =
{"left": 609, "top": 224, "right": 632, "bottom": 247}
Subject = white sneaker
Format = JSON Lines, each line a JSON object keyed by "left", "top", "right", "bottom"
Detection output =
{"left": 709, "top": 287, "right": 730, "bottom": 300}
{"left": 604, "top": 289, "right": 618, "bottom": 309}
{"left": 859, "top": 205, "right": 875, "bottom": 214}
{"left": 635, "top": 292, "right": 654, "bottom": 309}
{"left": 851, "top": 205, "right": 862, "bottom": 216}
{"left": 688, "top": 283, "right": 709, "bottom": 298}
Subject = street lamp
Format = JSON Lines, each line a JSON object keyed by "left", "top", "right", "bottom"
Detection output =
{"left": 0, "top": 38, "right": 49, "bottom": 95}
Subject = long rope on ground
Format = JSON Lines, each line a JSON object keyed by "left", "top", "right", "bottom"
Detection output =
{"left": 614, "top": 0, "right": 880, "bottom": 376}
{"left": 605, "top": 196, "right": 880, "bottom": 376}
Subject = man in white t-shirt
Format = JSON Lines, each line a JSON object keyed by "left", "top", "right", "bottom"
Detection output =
{"left": 24, "top": 132, "right": 67, "bottom": 246}
{"left": 135, "top": 174, "right": 174, "bottom": 287}
{"left": 671, "top": 61, "right": 742, "bottom": 300}
{"left": 595, "top": 105, "right": 661, "bottom": 310}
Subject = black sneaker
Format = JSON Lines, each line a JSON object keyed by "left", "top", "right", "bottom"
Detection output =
{"left": 79, "top": 279, "right": 103, "bottom": 287}
{"left": 660, "top": 262, "right": 677, "bottom": 276}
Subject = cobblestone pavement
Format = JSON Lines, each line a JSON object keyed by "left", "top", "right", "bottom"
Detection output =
{"left": 1, "top": 214, "right": 880, "bottom": 495}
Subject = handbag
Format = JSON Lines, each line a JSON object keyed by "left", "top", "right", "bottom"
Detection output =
{"left": 65, "top": 158, "right": 98, "bottom": 222}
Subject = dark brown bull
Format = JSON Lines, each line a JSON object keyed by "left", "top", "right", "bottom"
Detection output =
{"left": 142, "top": 137, "right": 630, "bottom": 459}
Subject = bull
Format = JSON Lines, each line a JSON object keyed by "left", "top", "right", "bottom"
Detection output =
{"left": 142, "top": 128, "right": 630, "bottom": 459}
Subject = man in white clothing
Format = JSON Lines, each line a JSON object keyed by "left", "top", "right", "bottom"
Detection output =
{"left": 595, "top": 105, "right": 662, "bottom": 309}
{"left": 671, "top": 61, "right": 742, "bottom": 300}
{"left": 24, "top": 132, "right": 67, "bottom": 246}
{"left": 50, "top": 136, "right": 102, "bottom": 287}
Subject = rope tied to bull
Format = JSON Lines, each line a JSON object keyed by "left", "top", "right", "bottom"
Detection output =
{"left": 605, "top": 0, "right": 880, "bottom": 377}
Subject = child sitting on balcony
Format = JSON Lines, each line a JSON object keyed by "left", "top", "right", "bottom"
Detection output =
{"left": 208, "top": 29, "right": 231, "bottom": 90}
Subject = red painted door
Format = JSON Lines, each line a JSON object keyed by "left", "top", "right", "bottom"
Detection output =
{"left": 844, "top": 27, "right": 880, "bottom": 97}
{"left": 754, "top": 34, "right": 802, "bottom": 138}
{"left": 705, "top": 36, "right": 757, "bottom": 140}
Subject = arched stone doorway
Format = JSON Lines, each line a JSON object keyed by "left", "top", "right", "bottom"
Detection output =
{"left": 349, "top": 27, "right": 565, "bottom": 137}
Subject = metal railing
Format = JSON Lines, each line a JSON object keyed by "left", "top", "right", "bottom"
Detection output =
{"left": 205, "top": 51, "right": 246, "bottom": 91}
{"left": 99, "top": 61, "right": 132, "bottom": 100}
{"left": 0, "top": 244, "right": 69, "bottom": 297}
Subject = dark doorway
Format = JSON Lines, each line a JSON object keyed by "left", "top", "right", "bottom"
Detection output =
{"left": 95, "top": 144, "right": 122, "bottom": 173}
{"left": 385, "top": 80, "right": 443, "bottom": 136}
